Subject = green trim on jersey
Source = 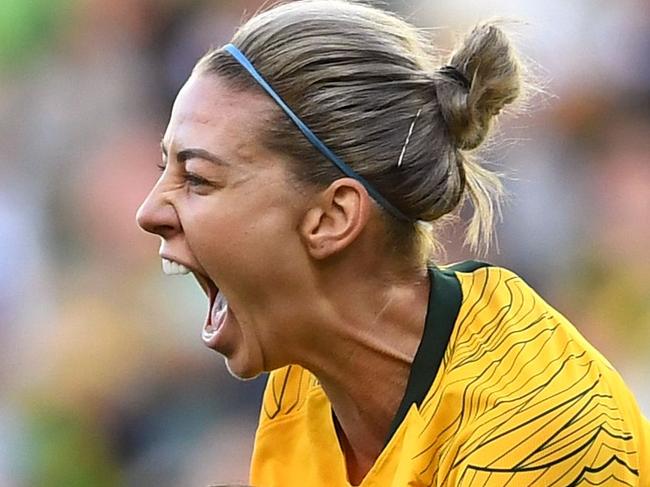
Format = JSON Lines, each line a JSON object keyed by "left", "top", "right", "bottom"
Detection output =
{"left": 384, "top": 260, "right": 493, "bottom": 444}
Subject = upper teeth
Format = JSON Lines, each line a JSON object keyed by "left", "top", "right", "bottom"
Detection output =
{"left": 162, "top": 258, "right": 190, "bottom": 276}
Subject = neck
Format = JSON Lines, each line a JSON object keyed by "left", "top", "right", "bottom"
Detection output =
{"left": 291, "top": 266, "right": 430, "bottom": 484}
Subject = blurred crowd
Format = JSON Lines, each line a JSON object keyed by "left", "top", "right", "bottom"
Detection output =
{"left": 0, "top": 0, "right": 648, "bottom": 485}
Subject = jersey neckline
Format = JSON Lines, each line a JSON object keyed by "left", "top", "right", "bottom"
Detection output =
{"left": 384, "top": 260, "right": 491, "bottom": 445}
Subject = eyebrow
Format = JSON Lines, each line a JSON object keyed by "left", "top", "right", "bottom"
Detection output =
{"left": 160, "top": 141, "right": 229, "bottom": 166}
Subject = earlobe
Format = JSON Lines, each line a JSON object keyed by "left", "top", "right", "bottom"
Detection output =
{"left": 300, "top": 179, "right": 371, "bottom": 260}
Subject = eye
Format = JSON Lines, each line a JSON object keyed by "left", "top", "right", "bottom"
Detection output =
{"left": 156, "top": 163, "right": 166, "bottom": 172}
{"left": 185, "top": 172, "right": 212, "bottom": 187}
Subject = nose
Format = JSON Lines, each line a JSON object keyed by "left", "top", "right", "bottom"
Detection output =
{"left": 136, "top": 182, "right": 181, "bottom": 240}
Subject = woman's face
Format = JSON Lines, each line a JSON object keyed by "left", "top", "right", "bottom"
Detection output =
{"left": 136, "top": 72, "right": 311, "bottom": 379}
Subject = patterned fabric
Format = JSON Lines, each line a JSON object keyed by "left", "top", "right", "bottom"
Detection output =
{"left": 250, "top": 265, "right": 650, "bottom": 486}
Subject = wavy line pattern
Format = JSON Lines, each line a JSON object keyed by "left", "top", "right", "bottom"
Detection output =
{"left": 262, "top": 365, "right": 315, "bottom": 420}
{"left": 417, "top": 267, "right": 642, "bottom": 486}
{"left": 253, "top": 266, "right": 647, "bottom": 487}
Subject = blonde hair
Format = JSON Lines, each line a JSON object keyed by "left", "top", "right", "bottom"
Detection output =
{"left": 196, "top": 0, "right": 523, "bottom": 260}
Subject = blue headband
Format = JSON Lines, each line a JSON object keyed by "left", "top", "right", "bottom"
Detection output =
{"left": 223, "top": 43, "right": 411, "bottom": 222}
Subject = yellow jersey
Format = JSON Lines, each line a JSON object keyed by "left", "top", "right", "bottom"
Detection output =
{"left": 250, "top": 262, "right": 650, "bottom": 486}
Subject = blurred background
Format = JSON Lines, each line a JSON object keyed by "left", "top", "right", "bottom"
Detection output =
{"left": 0, "top": 0, "right": 648, "bottom": 485}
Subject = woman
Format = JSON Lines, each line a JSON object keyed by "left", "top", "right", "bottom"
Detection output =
{"left": 136, "top": 1, "right": 649, "bottom": 485}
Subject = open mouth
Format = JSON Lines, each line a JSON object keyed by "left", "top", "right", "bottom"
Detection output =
{"left": 161, "top": 257, "right": 228, "bottom": 350}
{"left": 200, "top": 276, "right": 228, "bottom": 349}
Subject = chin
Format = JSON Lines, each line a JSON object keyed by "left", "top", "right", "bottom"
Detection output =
{"left": 224, "top": 357, "right": 263, "bottom": 381}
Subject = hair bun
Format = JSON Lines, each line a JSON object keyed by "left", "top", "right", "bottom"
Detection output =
{"left": 435, "top": 22, "right": 521, "bottom": 151}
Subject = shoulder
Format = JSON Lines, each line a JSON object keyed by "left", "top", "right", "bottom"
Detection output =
{"left": 443, "top": 260, "right": 536, "bottom": 306}
{"left": 418, "top": 262, "right": 649, "bottom": 486}
{"left": 438, "top": 261, "right": 617, "bottom": 394}
{"left": 443, "top": 262, "right": 577, "bottom": 351}
{"left": 436, "top": 261, "right": 539, "bottom": 322}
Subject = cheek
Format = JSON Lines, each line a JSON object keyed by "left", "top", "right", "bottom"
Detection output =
{"left": 183, "top": 195, "right": 300, "bottom": 281}
{"left": 185, "top": 209, "right": 254, "bottom": 267}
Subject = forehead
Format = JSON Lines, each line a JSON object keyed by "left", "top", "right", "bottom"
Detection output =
{"left": 163, "top": 73, "right": 274, "bottom": 163}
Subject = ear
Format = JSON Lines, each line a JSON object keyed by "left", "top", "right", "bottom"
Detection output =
{"left": 300, "top": 178, "right": 371, "bottom": 259}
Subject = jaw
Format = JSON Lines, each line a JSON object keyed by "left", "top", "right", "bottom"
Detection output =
{"left": 189, "top": 264, "right": 288, "bottom": 376}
